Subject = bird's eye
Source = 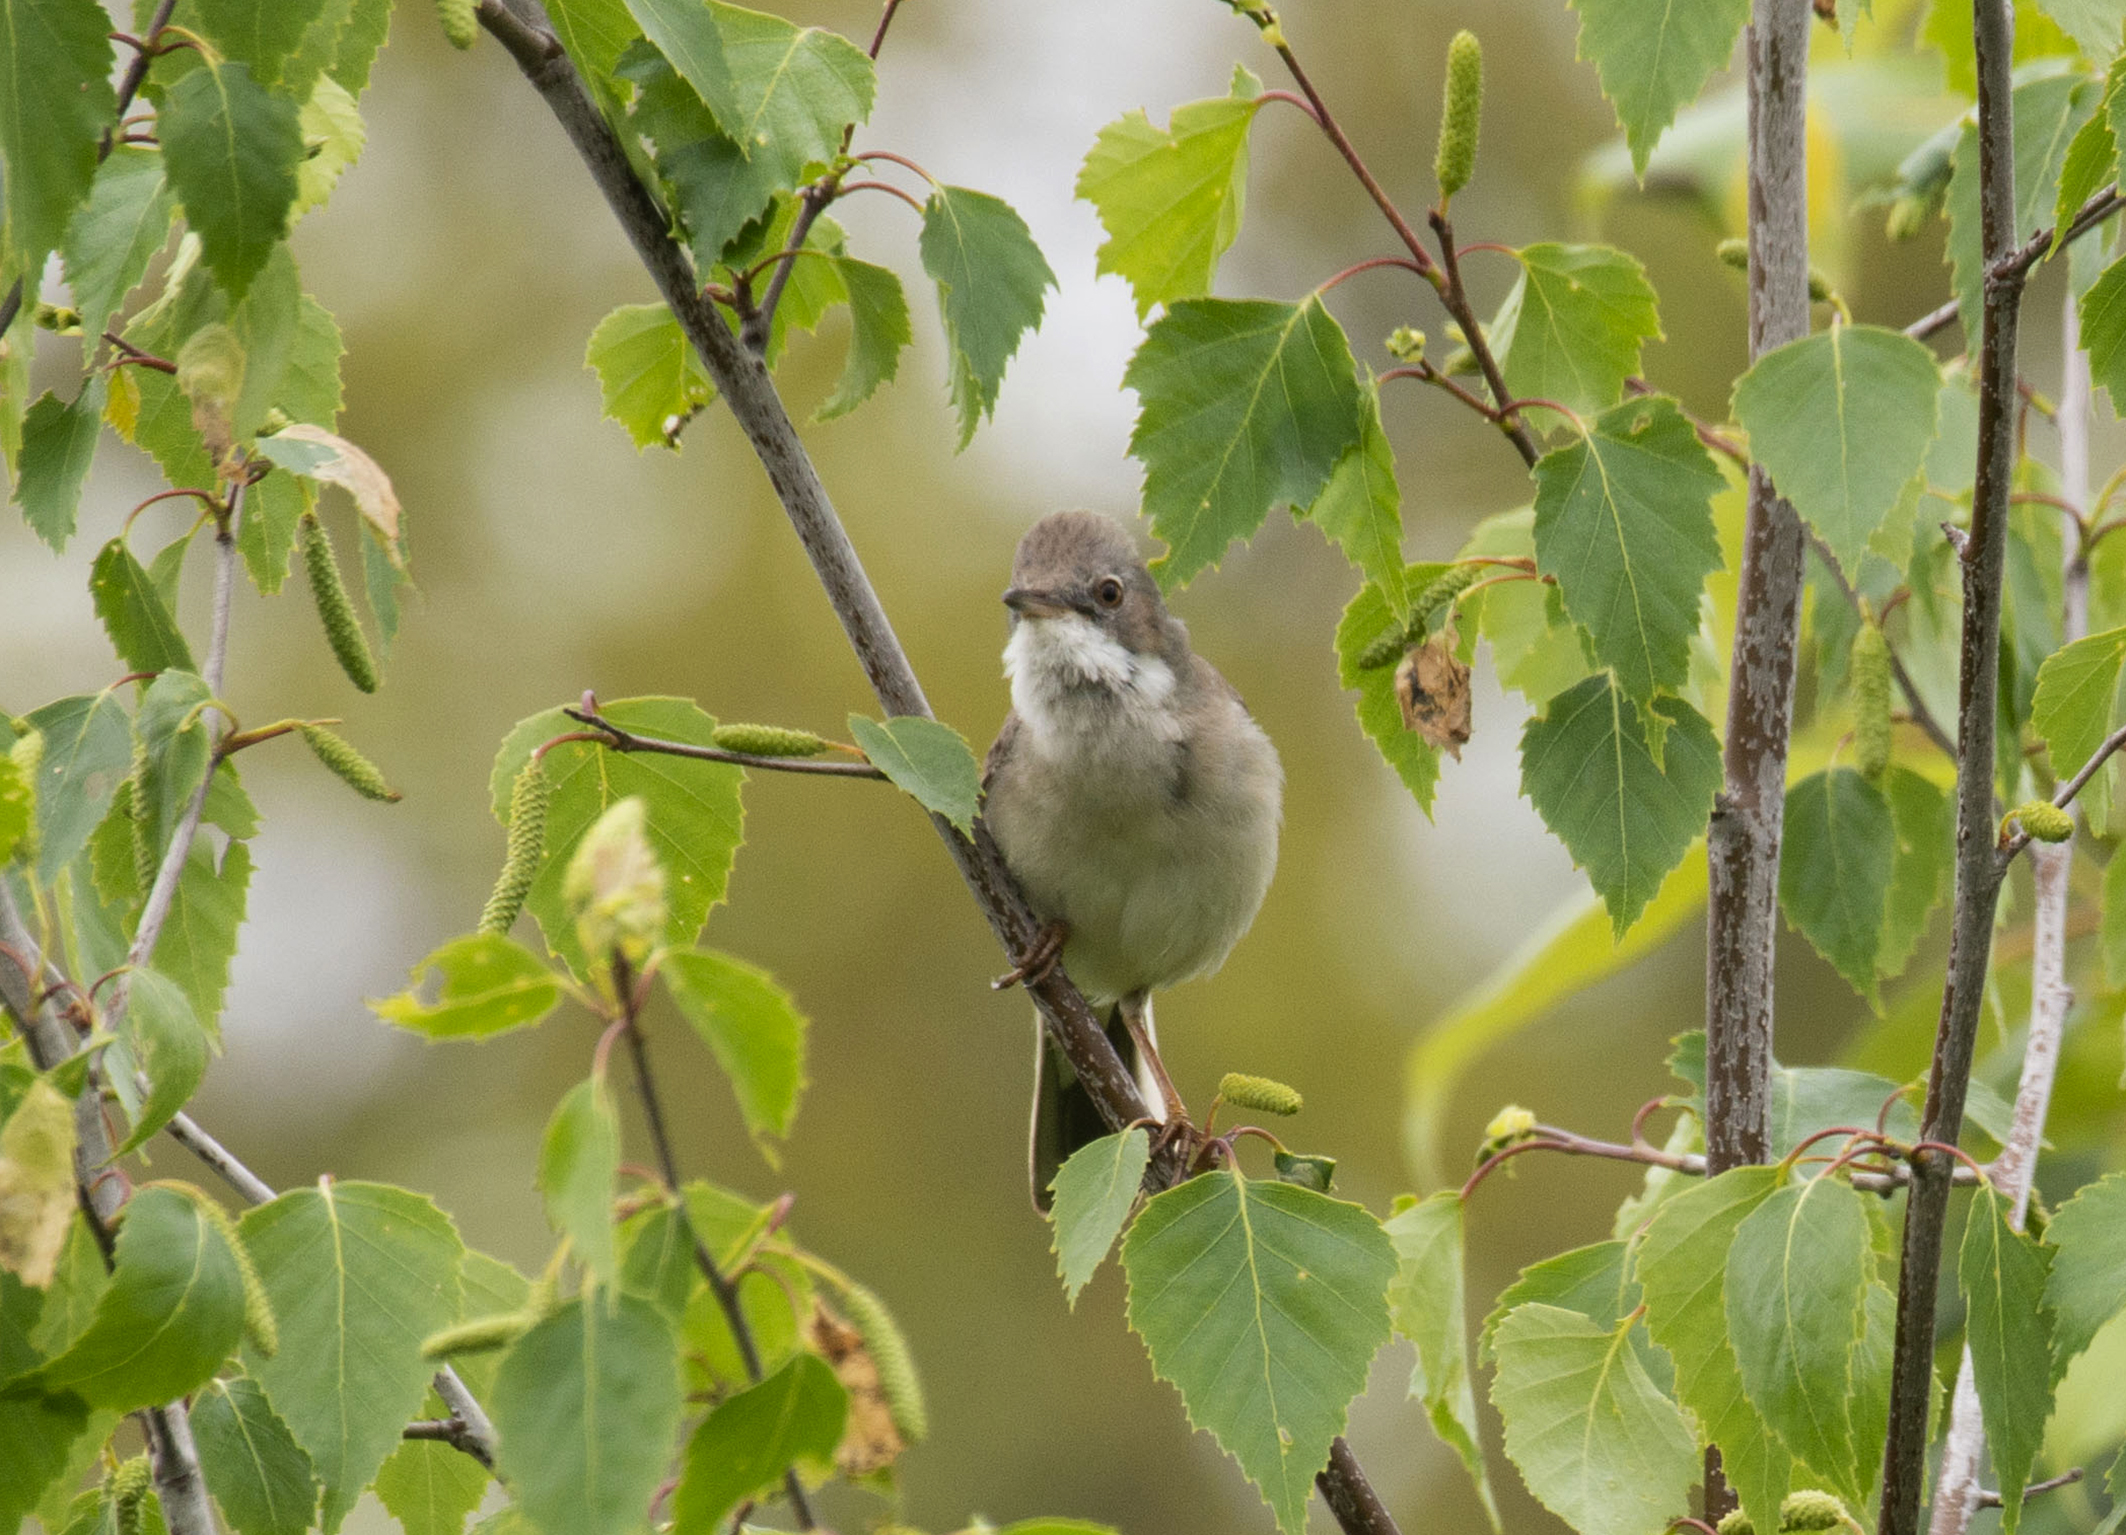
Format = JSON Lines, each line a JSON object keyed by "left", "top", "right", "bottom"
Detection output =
{"left": 1095, "top": 577, "right": 1125, "bottom": 607}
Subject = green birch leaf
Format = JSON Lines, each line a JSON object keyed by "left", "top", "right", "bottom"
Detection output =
{"left": 586, "top": 297, "right": 710, "bottom": 442}
{"left": 0, "top": 1273, "right": 90, "bottom": 1531}
{"left": 847, "top": 714, "right": 981, "bottom": 836}
{"left": 22, "top": 691, "right": 130, "bottom": 885}
{"left": 1385, "top": 1192, "right": 1500, "bottom": 1530}
{"left": 615, "top": 40, "right": 771, "bottom": 265}
{"left": 1877, "top": 766, "right": 1952, "bottom": 985}
{"left": 1333, "top": 566, "right": 1445, "bottom": 813}
{"left": 1076, "top": 70, "right": 1261, "bottom": 319}
{"left": 1530, "top": 396, "right": 1724, "bottom": 705}
{"left": 1489, "top": 1303, "right": 1699, "bottom": 1535}
{"left": 1046, "top": 1127, "right": 1150, "bottom": 1309}
{"left": 0, "top": 752, "right": 29, "bottom": 866}
{"left": 90, "top": 540, "right": 195, "bottom": 675}
{"left": 135, "top": 671, "right": 214, "bottom": 874}
{"left": 294, "top": 76, "right": 366, "bottom": 217}
{"left": 372, "top": 1395, "right": 488, "bottom": 1535}
{"left": 2052, "top": 59, "right": 2123, "bottom": 255}
{"left": 191, "top": 1374, "right": 319, "bottom": 1535}
{"left": 547, "top": 0, "right": 642, "bottom": 81}
{"left": 1569, "top": 0, "right": 1749, "bottom": 178}
{"left": 2044, "top": 1170, "right": 2126, "bottom": 1373}
{"left": 488, "top": 698, "right": 746, "bottom": 976}
{"left": 2031, "top": 0, "right": 2126, "bottom": 71}
{"left": 0, "top": 0, "right": 115, "bottom": 276}
{"left": 2105, "top": 847, "right": 2126, "bottom": 985}
{"left": 30, "top": 1187, "right": 243, "bottom": 1409}
{"left": 1951, "top": 74, "right": 2095, "bottom": 345}
{"left": 2034, "top": 625, "right": 2126, "bottom": 818}
{"left": 616, "top": 1200, "right": 696, "bottom": 1325}
{"left": 152, "top": 838, "right": 252, "bottom": 1033}
{"left": 816, "top": 255, "right": 909, "bottom": 421}
{"left": 194, "top": 0, "right": 330, "bottom": 88}
{"left": 279, "top": 0, "right": 392, "bottom": 102}
{"left": 113, "top": 968, "right": 210, "bottom": 1156}
{"left": 0, "top": 1081, "right": 75, "bottom": 1290}
{"left": 1778, "top": 768, "right": 1899, "bottom": 1001}
{"left": 63, "top": 147, "right": 175, "bottom": 354}
{"left": 239, "top": 1181, "right": 465, "bottom": 1535}
{"left": 158, "top": 60, "right": 304, "bottom": 301}
{"left": 1127, "top": 295, "right": 1362, "bottom": 591}
{"left": 1306, "top": 383, "right": 1408, "bottom": 621}
{"left": 2084, "top": 253, "right": 2126, "bottom": 418}
{"left": 1489, "top": 243, "right": 1662, "bottom": 418}
{"left": 659, "top": 948, "right": 808, "bottom": 1153}
{"left": 1731, "top": 325, "right": 1942, "bottom": 579}
{"left": 539, "top": 1076, "right": 621, "bottom": 1287}
{"left": 15, "top": 380, "right": 105, "bottom": 554}
{"left": 1960, "top": 1183, "right": 2057, "bottom": 1533}
{"left": 490, "top": 1294, "right": 683, "bottom": 1535}
{"left": 702, "top": 1, "right": 873, "bottom": 187}
{"left": 370, "top": 932, "right": 563, "bottom": 1040}
{"left": 28, "top": 1216, "right": 108, "bottom": 1356}
{"left": 623, "top": 0, "right": 736, "bottom": 134}
{"left": 1478, "top": 1240, "right": 1637, "bottom": 1365}
{"left": 1636, "top": 1166, "right": 1792, "bottom": 1535}
{"left": 1725, "top": 1175, "right": 1873, "bottom": 1505}
{"left": 1519, "top": 675, "right": 1722, "bottom": 936}
{"left": 919, "top": 185, "right": 1056, "bottom": 448}
{"left": 1463, "top": 509, "right": 1596, "bottom": 703}
{"left": 1120, "top": 1167, "right": 1396, "bottom": 1535}
{"left": 669, "top": 1351, "right": 847, "bottom": 1534}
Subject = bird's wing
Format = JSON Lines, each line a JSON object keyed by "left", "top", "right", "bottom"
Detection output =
{"left": 981, "top": 709, "right": 1022, "bottom": 792}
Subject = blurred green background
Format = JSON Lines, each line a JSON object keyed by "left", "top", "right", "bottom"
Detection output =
{"left": 7, "top": 0, "right": 2125, "bottom": 1530}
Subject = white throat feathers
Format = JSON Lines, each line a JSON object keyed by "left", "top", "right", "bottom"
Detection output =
{"left": 1003, "top": 613, "right": 1181, "bottom": 754}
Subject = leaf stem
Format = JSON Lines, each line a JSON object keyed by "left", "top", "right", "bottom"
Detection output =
{"left": 833, "top": 178, "right": 928, "bottom": 214}
{"left": 1316, "top": 255, "right": 1429, "bottom": 293}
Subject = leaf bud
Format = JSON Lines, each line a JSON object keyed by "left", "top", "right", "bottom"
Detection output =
{"left": 1716, "top": 1512, "right": 1754, "bottom": 1535}
{"left": 421, "top": 1312, "right": 534, "bottom": 1358}
{"left": 1849, "top": 616, "right": 1893, "bottom": 780}
{"left": 1217, "top": 1072, "right": 1304, "bottom": 1116}
{"left": 1433, "top": 31, "right": 1483, "bottom": 201}
{"left": 1884, "top": 195, "right": 1931, "bottom": 242}
{"left": 2009, "top": 800, "right": 2074, "bottom": 843}
{"left": 1779, "top": 1490, "right": 1855, "bottom": 1532}
{"left": 1385, "top": 326, "right": 1426, "bottom": 362}
{"left": 33, "top": 303, "right": 81, "bottom": 333}
{"left": 1715, "top": 237, "right": 1750, "bottom": 272}
{"left": 837, "top": 1281, "right": 929, "bottom": 1443}
{"left": 1440, "top": 344, "right": 1478, "bottom": 377}
{"left": 1273, "top": 1150, "right": 1336, "bottom": 1190}
{"left": 436, "top": 0, "right": 478, "bottom": 48}
{"left": 711, "top": 722, "right": 830, "bottom": 757}
{"left": 563, "top": 796, "right": 667, "bottom": 967}
{"left": 481, "top": 757, "right": 552, "bottom": 935}
{"left": 1483, "top": 1104, "right": 1537, "bottom": 1142}
{"left": 300, "top": 513, "right": 380, "bottom": 694}
{"left": 298, "top": 724, "right": 402, "bottom": 803}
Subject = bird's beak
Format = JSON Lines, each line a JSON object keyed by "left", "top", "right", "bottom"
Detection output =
{"left": 1003, "top": 586, "right": 1074, "bottom": 619}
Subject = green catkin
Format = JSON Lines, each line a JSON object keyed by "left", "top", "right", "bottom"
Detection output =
{"left": 1217, "top": 1072, "right": 1304, "bottom": 1116}
{"left": 108, "top": 1456, "right": 151, "bottom": 1535}
{"left": 711, "top": 723, "right": 831, "bottom": 757}
{"left": 188, "top": 1190, "right": 279, "bottom": 1356}
{"left": 1357, "top": 563, "right": 1490, "bottom": 670}
{"left": 1850, "top": 617, "right": 1893, "bottom": 780}
{"left": 1433, "top": 31, "right": 1482, "bottom": 200}
{"left": 1715, "top": 237, "right": 1751, "bottom": 272}
{"left": 2013, "top": 800, "right": 2075, "bottom": 843}
{"left": 128, "top": 737, "right": 157, "bottom": 896}
{"left": 421, "top": 1312, "right": 533, "bottom": 1359}
{"left": 480, "top": 758, "right": 552, "bottom": 935}
{"left": 300, "top": 513, "right": 380, "bottom": 694}
{"left": 839, "top": 1282, "right": 928, "bottom": 1443}
{"left": 435, "top": 0, "right": 477, "bottom": 47}
{"left": 299, "top": 724, "right": 402, "bottom": 803}
{"left": 1716, "top": 1514, "right": 1754, "bottom": 1535}
{"left": 1779, "top": 1492, "right": 1853, "bottom": 1533}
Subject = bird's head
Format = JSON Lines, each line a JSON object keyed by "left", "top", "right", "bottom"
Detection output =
{"left": 1001, "top": 511, "right": 1179, "bottom": 676}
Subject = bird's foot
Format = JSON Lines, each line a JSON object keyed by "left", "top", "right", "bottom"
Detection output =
{"left": 992, "top": 920, "right": 1069, "bottom": 991}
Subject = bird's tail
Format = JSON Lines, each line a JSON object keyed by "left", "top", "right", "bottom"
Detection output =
{"left": 1028, "top": 999, "right": 1165, "bottom": 1213}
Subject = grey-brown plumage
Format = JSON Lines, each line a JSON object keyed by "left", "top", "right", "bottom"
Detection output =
{"left": 982, "top": 511, "right": 1283, "bottom": 1207}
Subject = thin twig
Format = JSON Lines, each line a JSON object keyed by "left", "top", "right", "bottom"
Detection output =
{"left": 1974, "top": 1468, "right": 2084, "bottom": 1508}
{"left": 613, "top": 955, "right": 816, "bottom": 1528}
{"left": 1999, "top": 720, "right": 2126, "bottom": 866}
{"left": 1429, "top": 209, "right": 1540, "bottom": 466}
{"left": 1907, "top": 185, "right": 2126, "bottom": 341}
{"left": 560, "top": 706, "right": 888, "bottom": 779}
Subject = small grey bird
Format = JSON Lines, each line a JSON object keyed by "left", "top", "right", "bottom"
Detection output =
{"left": 981, "top": 510, "right": 1283, "bottom": 1208}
